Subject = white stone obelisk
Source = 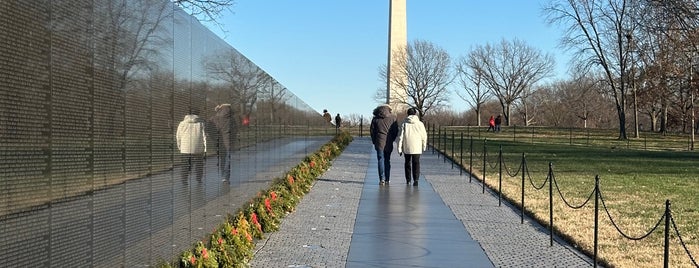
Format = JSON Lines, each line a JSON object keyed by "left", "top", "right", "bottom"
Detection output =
{"left": 387, "top": 0, "right": 407, "bottom": 112}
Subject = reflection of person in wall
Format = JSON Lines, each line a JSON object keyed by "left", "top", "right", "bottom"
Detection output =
{"left": 323, "top": 109, "right": 332, "bottom": 124}
{"left": 177, "top": 108, "right": 207, "bottom": 183}
{"left": 210, "top": 104, "right": 236, "bottom": 181}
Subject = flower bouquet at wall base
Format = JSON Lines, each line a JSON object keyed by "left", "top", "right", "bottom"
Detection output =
{"left": 180, "top": 241, "right": 218, "bottom": 268}
{"left": 251, "top": 193, "right": 280, "bottom": 233}
{"left": 270, "top": 182, "right": 298, "bottom": 213}
{"left": 161, "top": 132, "right": 353, "bottom": 268}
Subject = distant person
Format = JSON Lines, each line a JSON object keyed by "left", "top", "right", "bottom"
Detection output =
{"left": 487, "top": 115, "right": 495, "bottom": 132}
{"left": 370, "top": 104, "right": 398, "bottom": 185}
{"left": 322, "top": 109, "right": 332, "bottom": 124}
{"left": 495, "top": 114, "right": 502, "bottom": 132}
{"left": 396, "top": 108, "right": 427, "bottom": 186}
{"left": 210, "top": 104, "right": 236, "bottom": 181}
{"left": 177, "top": 108, "right": 207, "bottom": 182}
{"left": 335, "top": 113, "right": 342, "bottom": 129}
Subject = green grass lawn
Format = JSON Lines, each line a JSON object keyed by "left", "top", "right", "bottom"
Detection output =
{"left": 431, "top": 126, "right": 699, "bottom": 268}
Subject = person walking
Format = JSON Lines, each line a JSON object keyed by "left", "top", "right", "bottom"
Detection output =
{"left": 209, "top": 104, "right": 236, "bottom": 181}
{"left": 335, "top": 113, "right": 342, "bottom": 129}
{"left": 494, "top": 114, "right": 502, "bottom": 132}
{"left": 487, "top": 115, "right": 495, "bottom": 132}
{"left": 396, "top": 107, "right": 427, "bottom": 186}
{"left": 177, "top": 108, "right": 207, "bottom": 183}
{"left": 322, "top": 109, "right": 332, "bottom": 124}
{"left": 370, "top": 104, "right": 398, "bottom": 185}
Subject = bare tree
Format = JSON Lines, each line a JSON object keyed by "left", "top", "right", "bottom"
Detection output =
{"left": 455, "top": 55, "right": 492, "bottom": 126}
{"left": 545, "top": 0, "right": 643, "bottom": 139}
{"left": 204, "top": 49, "right": 264, "bottom": 121}
{"left": 523, "top": 85, "right": 558, "bottom": 126}
{"left": 466, "top": 38, "right": 555, "bottom": 126}
{"left": 172, "top": 0, "right": 235, "bottom": 24}
{"left": 254, "top": 74, "right": 289, "bottom": 124}
{"left": 377, "top": 39, "right": 453, "bottom": 117}
{"left": 516, "top": 86, "right": 538, "bottom": 126}
{"left": 343, "top": 113, "right": 369, "bottom": 128}
{"left": 636, "top": 1, "right": 699, "bottom": 146}
{"left": 567, "top": 74, "right": 614, "bottom": 128}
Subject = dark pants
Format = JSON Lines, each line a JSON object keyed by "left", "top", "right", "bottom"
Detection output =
{"left": 375, "top": 144, "right": 393, "bottom": 181}
{"left": 218, "top": 149, "right": 231, "bottom": 180}
{"left": 180, "top": 153, "right": 204, "bottom": 182}
{"left": 404, "top": 154, "right": 421, "bottom": 183}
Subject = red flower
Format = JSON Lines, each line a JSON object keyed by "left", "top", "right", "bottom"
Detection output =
{"left": 251, "top": 213, "right": 262, "bottom": 231}
{"left": 218, "top": 237, "right": 223, "bottom": 245}
{"left": 231, "top": 228, "right": 238, "bottom": 235}
{"left": 202, "top": 247, "right": 209, "bottom": 259}
{"left": 270, "top": 191, "right": 278, "bottom": 201}
{"left": 265, "top": 198, "right": 272, "bottom": 213}
{"left": 287, "top": 175, "right": 294, "bottom": 184}
{"left": 310, "top": 161, "right": 316, "bottom": 168}
{"left": 190, "top": 255, "right": 196, "bottom": 265}
{"left": 245, "top": 231, "right": 253, "bottom": 241}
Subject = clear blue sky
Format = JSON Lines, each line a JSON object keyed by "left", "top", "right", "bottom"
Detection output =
{"left": 203, "top": 0, "right": 571, "bottom": 120}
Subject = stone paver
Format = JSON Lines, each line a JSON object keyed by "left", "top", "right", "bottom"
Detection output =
{"left": 250, "top": 137, "right": 597, "bottom": 267}
{"left": 250, "top": 138, "right": 369, "bottom": 267}
{"left": 422, "top": 146, "right": 595, "bottom": 267}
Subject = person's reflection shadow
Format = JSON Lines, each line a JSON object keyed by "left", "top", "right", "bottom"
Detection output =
{"left": 403, "top": 180, "right": 421, "bottom": 219}
{"left": 191, "top": 181, "right": 206, "bottom": 208}
{"left": 375, "top": 184, "right": 391, "bottom": 229}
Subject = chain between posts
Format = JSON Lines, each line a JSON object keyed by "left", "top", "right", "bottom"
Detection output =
{"left": 445, "top": 133, "right": 696, "bottom": 267}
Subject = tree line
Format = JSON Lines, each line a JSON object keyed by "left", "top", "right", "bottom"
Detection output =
{"left": 372, "top": 0, "right": 698, "bottom": 142}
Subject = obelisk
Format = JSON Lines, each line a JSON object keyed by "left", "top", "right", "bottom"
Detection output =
{"left": 387, "top": 0, "right": 407, "bottom": 111}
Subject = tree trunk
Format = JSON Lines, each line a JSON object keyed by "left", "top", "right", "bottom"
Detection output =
{"left": 523, "top": 101, "right": 529, "bottom": 126}
{"left": 648, "top": 111, "right": 658, "bottom": 132}
{"left": 505, "top": 103, "right": 511, "bottom": 126}
{"left": 660, "top": 101, "right": 669, "bottom": 134}
{"left": 617, "top": 106, "right": 628, "bottom": 140}
{"left": 476, "top": 104, "right": 482, "bottom": 126}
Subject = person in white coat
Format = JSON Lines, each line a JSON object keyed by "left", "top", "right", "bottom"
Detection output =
{"left": 396, "top": 107, "right": 427, "bottom": 186}
{"left": 177, "top": 109, "right": 207, "bottom": 182}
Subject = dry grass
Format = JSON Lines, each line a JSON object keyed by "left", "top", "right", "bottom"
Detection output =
{"left": 435, "top": 127, "right": 699, "bottom": 268}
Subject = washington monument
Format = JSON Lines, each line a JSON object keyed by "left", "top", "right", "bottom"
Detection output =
{"left": 387, "top": 0, "right": 407, "bottom": 111}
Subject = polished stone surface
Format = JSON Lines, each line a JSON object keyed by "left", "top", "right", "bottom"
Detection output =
{"left": 346, "top": 160, "right": 494, "bottom": 267}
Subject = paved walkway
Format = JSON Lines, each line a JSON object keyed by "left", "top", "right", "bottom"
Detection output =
{"left": 250, "top": 137, "right": 596, "bottom": 267}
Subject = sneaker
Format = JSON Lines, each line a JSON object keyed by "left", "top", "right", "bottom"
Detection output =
{"left": 406, "top": 180, "right": 411, "bottom": 185}
{"left": 379, "top": 179, "right": 386, "bottom": 185}
{"left": 413, "top": 181, "right": 418, "bottom": 186}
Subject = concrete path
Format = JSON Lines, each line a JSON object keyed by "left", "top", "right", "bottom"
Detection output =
{"left": 250, "top": 137, "right": 596, "bottom": 267}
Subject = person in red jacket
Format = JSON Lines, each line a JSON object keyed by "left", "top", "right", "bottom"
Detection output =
{"left": 488, "top": 115, "right": 495, "bottom": 132}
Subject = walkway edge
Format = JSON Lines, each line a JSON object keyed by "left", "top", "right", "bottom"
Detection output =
{"left": 249, "top": 138, "right": 370, "bottom": 267}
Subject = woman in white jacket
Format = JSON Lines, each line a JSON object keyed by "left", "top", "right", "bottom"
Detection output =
{"left": 396, "top": 108, "right": 427, "bottom": 186}
{"left": 176, "top": 110, "right": 207, "bottom": 182}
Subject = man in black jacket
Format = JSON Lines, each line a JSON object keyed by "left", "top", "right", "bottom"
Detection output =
{"left": 370, "top": 104, "right": 398, "bottom": 185}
